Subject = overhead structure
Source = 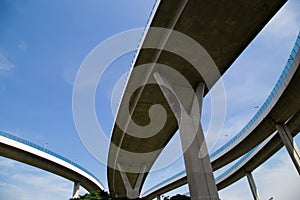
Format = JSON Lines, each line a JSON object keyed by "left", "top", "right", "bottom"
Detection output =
{"left": 217, "top": 112, "right": 300, "bottom": 191}
{"left": 0, "top": 131, "right": 104, "bottom": 198}
{"left": 107, "top": 0, "right": 287, "bottom": 198}
{"left": 142, "top": 35, "right": 300, "bottom": 199}
{"left": 276, "top": 123, "right": 300, "bottom": 174}
{"left": 209, "top": 34, "right": 300, "bottom": 171}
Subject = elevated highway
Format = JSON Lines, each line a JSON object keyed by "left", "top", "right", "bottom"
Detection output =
{"left": 144, "top": 112, "right": 300, "bottom": 199}
{"left": 107, "top": 0, "right": 287, "bottom": 198}
{"left": 217, "top": 113, "right": 300, "bottom": 190}
{"left": 210, "top": 34, "right": 300, "bottom": 170}
{"left": 0, "top": 131, "right": 104, "bottom": 198}
{"left": 142, "top": 34, "right": 300, "bottom": 199}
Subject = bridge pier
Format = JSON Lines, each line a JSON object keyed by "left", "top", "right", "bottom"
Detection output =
{"left": 72, "top": 181, "right": 80, "bottom": 199}
{"left": 179, "top": 84, "right": 219, "bottom": 200}
{"left": 154, "top": 72, "right": 219, "bottom": 200}
{"left": 275, "top": 123, "right": 300, "bottom": 174}
{"left": 246, "top": 172, "right": 260, "bottom": 200}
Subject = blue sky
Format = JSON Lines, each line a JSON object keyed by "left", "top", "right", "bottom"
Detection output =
{"left": 0, "top": 1, "right": 300, "bottom": 200}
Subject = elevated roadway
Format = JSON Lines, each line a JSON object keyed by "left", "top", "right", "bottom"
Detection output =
{"left": 217, "top": 113, "right": 300, "bottom": 190}
{"left": 143, "top": 35, "right": 300, "bottom": 199}
{"left": 210, "top": 34, "right": 300, "bottom": 170}
{"left": 0, "top": 131, "right": 104, "bottom": 198}
{"left": 107, "top": 0, "right": 287, "bottom": 197}
{"left": 144, "top": 112, "right": 300, "bottom": 199}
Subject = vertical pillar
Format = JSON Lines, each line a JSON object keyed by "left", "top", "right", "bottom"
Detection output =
{"left": 246, "top": 172, "right": 260, "bottom": 200}
{"left": 275, "top": 123, "right": 300, "bottom": 175}
{"left": 179, "top": 84, "right": 219, "bottom": 200}
{"left": 154, "top": 72, "right": 219, "bottom": 200}
{"left": 72, "top": 182, "right": 80, "bottom": 199}
{"left": 157, "top": 195, "right": 161, "bottom": 200}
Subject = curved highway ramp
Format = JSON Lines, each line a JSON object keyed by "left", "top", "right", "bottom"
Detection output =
{"left": 0, "top": 131, "right": 104, "bottom": 198}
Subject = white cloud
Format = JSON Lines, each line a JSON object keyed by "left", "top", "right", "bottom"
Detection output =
{"left": 263, "top": 0, "right": 300, "bottom": 40}
{"left": 210, "top": 112, "right": 253, "bottom": 152}
{"left": 219, "top": 177, "right": 252, "bottom": 200}
{"left": 0, "top": 158, "right": 15, "bottom": 167}
{"left": 0, "top": 53, "right": 14, "bottom": 72}
{"left": 12, "top": 173, "right": 71, "bottom": 194}
{"left": 219, "top": 149, "right": 300, "bottom": 200}
{"left": 0, "top": 181, "right": 18, "bottom": 189}
{"left": 0, "top": 180, "right": 25, "bottom": 200}
{"left": 0, "top": 157, "right": 88, "bottom": 200}
{"left": 255, "top": 149, "right": 300, "bottom": 199}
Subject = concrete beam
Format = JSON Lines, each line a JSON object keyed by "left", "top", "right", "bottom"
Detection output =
{"left": 117, "top": 164, "right": 147, "bottom": 199}
{"left": 246, "top": 172, "right": 260, "bottom": 200}
{"left": 0, "top": 136, "right": 104, "bottom": 193}
{"left": 154, "top": 72, "right": 219, "bottom": 200}
{"left": 275, "top": 123, "right": 300, "bottom": 175}
{"left": 108, "top": 0, "right": 288, "bottom": 197}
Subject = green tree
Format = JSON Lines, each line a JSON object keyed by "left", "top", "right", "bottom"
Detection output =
{"left": 164, "top": 194, "right": 190, "bottom": 200}
{"left": 70, "top": 190, "right": 110, "bottom": 200}
{"left": 71, "top": 190, "right": 189, "bottom": 200}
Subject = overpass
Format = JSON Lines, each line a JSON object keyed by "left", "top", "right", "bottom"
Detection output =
{"left": 0, "top": 131, "right": 104, "bottom": 199}
{"left": 142, "top": 33, "right": 300, "bottom": 199}
{"left": 209, "top": 34, "right": 300, "bottom": 171}
{"left": 217, "top": 113, "right": 300, "bottom": 191}
{"left": 143, "top": 112, "right": 300, "bottom": 199}
{"left": 107, "top": 0, "right": 287, "bottom": 198}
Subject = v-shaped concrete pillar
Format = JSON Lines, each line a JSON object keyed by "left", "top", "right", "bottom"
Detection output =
{"left": 154, "top": 72, "right": 219, "bottom": 200}
{"left": 72, "top": 182, "right": 80, "bottom": 199}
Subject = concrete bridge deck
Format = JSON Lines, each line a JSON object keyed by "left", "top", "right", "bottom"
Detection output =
{"left": 0, "top": 131, "right": 104, "bottom": 195}
{"left": 107, "top": 0, "right": 287, "bottom": 197}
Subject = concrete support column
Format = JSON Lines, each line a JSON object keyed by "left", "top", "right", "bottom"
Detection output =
{"left": 275, "top": 123, "right": 300, "bottom": 175}
{"left": 246, "top": 172, "right": 260, "bottom": 200}
{"left": 157, "top": 195, "right": 161, "bottom": 200}
{"left": 154, "top": 72, "right": 219, "bottom": 200}
{"left": 72, "top": 182, "right": 80, "bottom": 199}
{"left": 179, "top": 84, "right": 219, "bottom": 200}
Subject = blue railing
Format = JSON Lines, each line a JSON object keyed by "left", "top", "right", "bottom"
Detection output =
{"left": 0, "top": 130, "right": 103, "bottom": 186}
{"left": 215, "top": 146, "right": 257, "bottom": 182}
{"left": 143, "top": 32, "right": 300, "bottom": 196}
{"left": 143, "top": 145, "right": 255, "bottom": 196}
{"left": 129, "top": 0, "right": 160, "bottom": 69}
{"left": 145, "top": 145, "right": 257, "bottom": 196}
{"left": 210, "top": 32, "right": 300, "bottom": 159}
{"left": 116, "top": 0, "right": 161, "bottom": 112}
{"left": 143, "top": 169, "right": 186, "bottom": 195}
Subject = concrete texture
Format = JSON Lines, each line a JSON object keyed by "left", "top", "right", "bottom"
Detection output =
{"left": 0, "top": 136, "right": 103, "bottom": 194}
{"left": 143, "top": 39, "right": 300, "bottom": 199}
{"left": 107, "top": 0, "right": 287, "bottom": 197}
